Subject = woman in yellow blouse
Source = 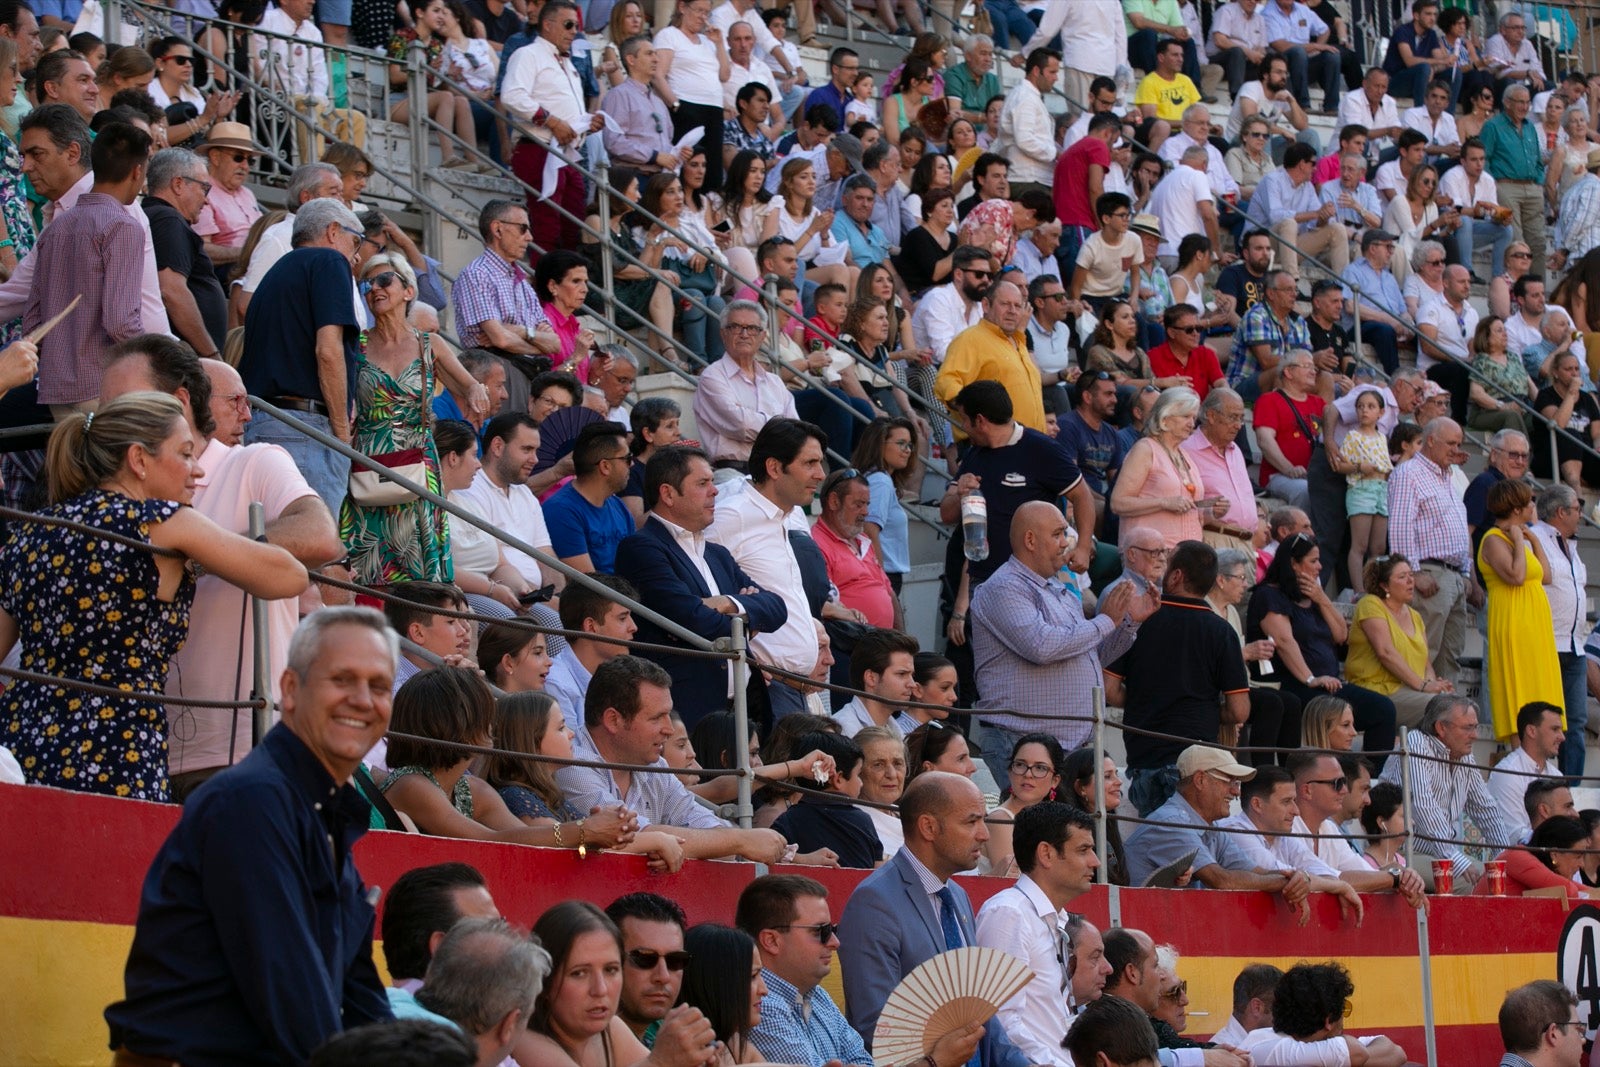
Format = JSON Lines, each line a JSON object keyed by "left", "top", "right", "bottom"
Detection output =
{"left": 1345, "top": 554, "right": 1453, "bottom": 729}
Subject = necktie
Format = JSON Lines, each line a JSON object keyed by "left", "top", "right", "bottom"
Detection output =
{"left": 935, "top": 886, "right": 983, "bottom": 1067}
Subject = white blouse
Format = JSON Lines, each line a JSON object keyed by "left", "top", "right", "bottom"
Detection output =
{"left": 653, "top": 25, "right": 722, "bottom": 107}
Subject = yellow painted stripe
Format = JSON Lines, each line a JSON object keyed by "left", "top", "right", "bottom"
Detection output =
{"left": 0, "top": 916, "right": 1558, "bottom": 1067}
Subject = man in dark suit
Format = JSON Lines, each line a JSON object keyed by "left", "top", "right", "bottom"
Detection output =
{"left": 836, "top": 772, "right": 1027, "bottom": 1067}
{"left": 615, "top": 445, "right": 788, "bottom": 730}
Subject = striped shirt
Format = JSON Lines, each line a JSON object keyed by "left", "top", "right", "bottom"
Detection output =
{"left": 1386, "top": 454, "right": 1470, "bottom": 571}
{"left": 452, "top": 249, "right": 549, "bottom": 350}
{"left": 1378, "top": 728, "right": 1511, "bottom": 876}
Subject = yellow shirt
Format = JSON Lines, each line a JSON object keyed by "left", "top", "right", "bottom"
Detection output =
{"left": 1134, "top": 72, "right": 1201, "bottom": 121}
{"left": 934, "top": 319, "right": 1045, "bottom": 434}
{"left": 1345, "top": 593, "right": 1429, "bottom": 695}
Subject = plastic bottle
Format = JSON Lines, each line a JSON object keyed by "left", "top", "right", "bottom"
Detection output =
{"left": 961, "top": 489, "right": 989, "bottom": 562}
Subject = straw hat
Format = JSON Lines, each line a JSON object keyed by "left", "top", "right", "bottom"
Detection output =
{"left": 197, "top": 121, "right": 260, "bottom": 155}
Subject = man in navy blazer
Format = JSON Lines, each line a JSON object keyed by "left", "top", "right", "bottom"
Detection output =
{"left": 615, "top": 446, "right": 788, "bottom": 729}
{"left": 836, "top": 772, "right": 1029, "bottom": 1067}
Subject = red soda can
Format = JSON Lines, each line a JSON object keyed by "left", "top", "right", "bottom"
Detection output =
{"left": 1432, "top": 859, "right": 1453, "bottom": 895}
{"left": 1485, "top": 859, "right": 1506, "bottom": 895}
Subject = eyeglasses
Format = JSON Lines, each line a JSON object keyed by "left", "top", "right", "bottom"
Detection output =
{"left": 1038, "top": 291, "right": 1069, "bottom": 301}
{"left": 723, "top": 321, "right": 765, "bottom": 334}
{"left": 1497, "top": 450, "right": 1530, "bottom": 460}
{"left": 773, "top": 922, "right": 838, "bottom": 942}
{"left": 1508, "top": 250, "right": 1533, "bottom": 258}
{"left": 1245, "top": 130, "right": 1268, "bottom": 138}
{"left": 1129, "top": 545, "right": 1170, "bottom": 557}
{"left": 361, "top": 271, "right": 402, "bottom": 293}
{"left": 626, "top": 948, "right": 692, "bottom": 971}
{"left": 1109, "top": 210, "right": 1131, "bottom": 219}
{"left": 1219, "top": 571, "right": 1249, "bottom": 582}
{"left": 890, "top": 438, "right": 914, "bottom": 450}
{"left": 183, "top": 174, "right": 213, "bottom": 196}
{"left": 1009, "top": 759, "right": 1056, "bottom": 778}
{"left": 1553, "top": 1021, "right": 1587, "bottom": 1034}
{"left": 167, "top": 54, "right": 194, "bottom": 65}
{"left": 219, "top": 391, "right": 249, "bottom": 409}
{"left": 224, "top": 151, "right": 252, "bottom": 163}
{"left": 603, "top": 452, "right": 632, "bottom": 464}
{"left": 1308, "top": 776, "right": 1350, "bottom": 792}
{"left": 339, "top": 225, "right": 365, "bottom": 243}
{"left": 1424, "top": 258, "right": 1446, "bottom": 266}
{"left": 1160, "top": 981, "right": 1188, "bottom": 1002}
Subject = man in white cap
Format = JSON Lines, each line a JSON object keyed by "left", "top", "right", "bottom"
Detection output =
{"left": 193, "top": 121, "right": 263, "bottom": 273}
{"left": 1124, "top": 745, "right": 1311, "bottom": 923}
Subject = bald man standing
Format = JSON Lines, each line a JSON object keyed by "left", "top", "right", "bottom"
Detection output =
{"left": 969, "top": 501, "right": 1159, "bottom": 781}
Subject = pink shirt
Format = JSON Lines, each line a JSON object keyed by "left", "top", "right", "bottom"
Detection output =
{"left": 810, "top": 518, "right": 895, "bottom": 628}
{"left": 1181, "top": 429, "right": 1258, "bottom": 532}
{"left": 196, "top": 181, "right": 264, "bottom": 248}
{"left": 165, "top": 437, "right": 320, "bottom": 776}
{"left": 1122, "top": 438, "right": 1205, "bottom": 550}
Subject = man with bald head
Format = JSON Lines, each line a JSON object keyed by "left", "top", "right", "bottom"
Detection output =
{"left": 203, "top": 358, "right": 251, "bottom": 446}
{"left": 839, "top": 772, "right": 1023, "bottom": 1067}
{"left": 100, "top": 334, "right": 344, "bottom": 799}
{"left": 970, "top": 501, "right": 1158, "bottom": 781}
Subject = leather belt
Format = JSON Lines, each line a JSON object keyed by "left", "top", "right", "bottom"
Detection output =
{"left": 271, "top": 395, "right": 329, "bottom": 417}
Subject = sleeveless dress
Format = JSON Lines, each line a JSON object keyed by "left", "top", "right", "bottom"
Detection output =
{"left": 339, "top": 330, "right": 452, "bottom": 586}
{"left": 0, "top": 491, "right": 194, "bottom": 801}
{"left": 381, "top": 765, "right": 474, "bottom": 816}
{"left": 1478, "top": 527, "right": 1565, "bottom": 740}
{"left": 1122, "top": 439, "right": 1205, "bottom": 550}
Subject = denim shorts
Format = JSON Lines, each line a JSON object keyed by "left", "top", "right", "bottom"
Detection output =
{"left": 1345, "top": 477, "right": 1389, "bottom": 516}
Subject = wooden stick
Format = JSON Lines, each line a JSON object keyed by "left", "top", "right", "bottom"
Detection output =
{"left": 24, "top": 294, "right": 82, "bottom": 344}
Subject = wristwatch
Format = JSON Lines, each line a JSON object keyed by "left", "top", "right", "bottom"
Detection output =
{"left": 1305, "top": 674, "right": 1316, "bottom": 686}
{"left": 1387, "top": 867, "right": 1402, "bottom": 890}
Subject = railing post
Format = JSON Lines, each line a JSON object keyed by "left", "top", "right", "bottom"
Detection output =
{"left": 597, "top": 159, "right": 615, "bottom": 329}
{"left": 731, "top": 616, "right": 753, "bottom": 830}
{"left": 249, "top": 502, "right": 272, "bottom": 744}
{"left": 406, "top": 36, "right": 432, "bottom": 240}
{"left": 764, "top": 273, "right": 781, "bottom": 369}
{"left": 103, "top": 0, "right": 122, "bottom": 44}
{"left": 1396, "top": 729, "right": 1437, "bottom": 1065}
{"left": 1092, "top": 686, "right": 1108, "bottom": 884}
{"left": 1351, "top": 283, "right": 1364, "bottom": 369}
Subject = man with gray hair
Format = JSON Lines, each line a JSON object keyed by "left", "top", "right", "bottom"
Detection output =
{"left": 694, "top": 300, "right": 798, "bottom": 468}
{"left": 238, "top": 196, "right": 366, "bottom": 512}
{"left": 601, "top": 35, "right": 685, "bottom": 174}
{"left": 1530, "top": 482, "right": 1590, "bottom": 775}
{"left": 1481, "top": 83, "right": 1547, "bottom": 272}
{"left": 143, "top": 147, "right": 227, "bottom": 360}
{"left": 945, "top": 34, "right": 1000, "bottom": 130}
{"left": 106, "top": 607, "right": 401, "bottom": 1064}
{"left": 415, "top": 918, "right": 549, "bottom": 1067}
{"left": 234, "top": 161, "right": 343, "bottom": 316}
{"left": 1183, "top": 386, "right": 1259, "bottom": 556}
{"left": 1388, "top": 417, "right": 1471, "bottom": 681}
{"left": 1379, "top": 693, "right": 1513, "bottom": 892}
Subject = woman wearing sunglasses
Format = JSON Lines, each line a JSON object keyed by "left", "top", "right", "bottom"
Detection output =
{"left": 339, "top": 251, "right": 490, "bottom": 585}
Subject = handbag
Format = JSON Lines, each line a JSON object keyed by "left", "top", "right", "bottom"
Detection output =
{"left": 349, "top": 447, "right": 428, "bottom": 506}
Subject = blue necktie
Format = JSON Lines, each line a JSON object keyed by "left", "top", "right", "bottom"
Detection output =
{"left": 935, "top": 886, "right": 983, "bottom": 1067}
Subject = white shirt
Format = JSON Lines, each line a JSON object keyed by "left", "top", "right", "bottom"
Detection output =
{"left": 723, "top": 56, "right": 779, "bottom": 112}
{"left": 991, "top": 80, "right": 1055, "bottom": 185}
{"left": 831, "top": 697, "right": 901, "bottom": 739}
{"left": 1529, "top": 518, "right": 1580, "bottom": 652}
{"left": 1241, "top": 1027, "right": 1380, "bottom": 1066}
{"left": 709, "top": 483, "right": 818, "bottom": 675}
{"left": 654, "top": 24, "right": 723, "bottom": 107}
{"left": 1217, "top": 812, "right": 1344, "bottom": 877}
{"left": 1038, "top": 1, "right": 1126, "bottom": 79}
{"left": 1209, "top": 1, "right": 1268, "bottom": 58}
{"left": 912, "top": 283, "right": 983, "bottom": 362}
{"left": 1061, "top": 109, "right": 1094, "bottom": 151}
{"left": 253, "top": 5, "right": 328, "bottom": 99}
{"left": 710, "top": 1, "right": 784, "bottom": 70}
{"left": 1158, "top": 132, "right": 1240, "bottom": 199}
{"left": 1487, "top": 745, "right": 1562, "bottom": 840}
{"left": 1028, "top": 315, "right": 1074, "bottom": 376}
{"left": 867, "top": 806, "right": 904, "bottom": 860}
{"left": 1438, "top": 165, "right": 1497, "bottom": 212}
{"left": 502, "top": 35, "right": 587, "bottom": 136}
{"left": 1338, "top": 89, "right": 1401, "bottom": 157}
{"left": 1402, "top": 105, "right": 1460, "bottom": 148}
{"left": 1485, "top": 33, "right": 1543, "bottom": 79}
{"left": 974, "top": 876, "right": 1073, "bottom": 1067}
{"left": 1147, "top": 164, "right": 1216, "bottom": 258}
{"left": 454, "top": 469, "right": 554, "bottom": 587}
{"left": 1372, "top": 159, "right": 1408, "bottom": 199}
{"left": 1214, "top": 1017, "right": 1251, "bottom": 1047}
{"left": 1417, "top": 295, "right": 1478, "bottom": 372}
{"left": 1226, "top": 81, "right": 1294, "bottom": 141}
{"left": 1291, "top": 815, "right": 1369, "bottom": 873}
{"left": 238, "top": 214, "right": 293, "bottom": 294}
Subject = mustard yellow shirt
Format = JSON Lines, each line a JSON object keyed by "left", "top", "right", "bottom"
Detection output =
{"left": 934, "top": 319, "right": 1045, "bottom": 433}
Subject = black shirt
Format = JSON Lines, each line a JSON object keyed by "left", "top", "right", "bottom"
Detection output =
{"left": 895, "top": 224, "right": 953, "bottom": 295}
{"left": 104, "top": 724, "right": 391, "bottom": 1065}
{"left": 1246, "top": 584, "right": 1339, "bottom": 678}
{"left": 1216, "top": 263, "right": 1268, "bottom": 317}
{"left": 1108, "top": 595, "right": 1248, "bottom": 769}
{"left": 958, "top": 192, "right": 983, "bottom": 220}
{"left": 464, "top": 0, "right": 523, "bottom": 43}
{"left": 772, "top": 792, "right": 885, "bottom": 869}
{"left": 1306, "top": 315, "right": 1350, "bottom": 373}
{"left": 957, "top": 426, "right": 1085, "bottom": 585}
{"left": 142, "top": 195, "right": 227, "bottom": 353}
{"left": 239, "top": 248, "right": 361, "bottom": 406}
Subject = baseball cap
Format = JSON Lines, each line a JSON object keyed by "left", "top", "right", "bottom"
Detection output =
{"left": 1176, "top": 744, "right": 1255, "bottom": 780}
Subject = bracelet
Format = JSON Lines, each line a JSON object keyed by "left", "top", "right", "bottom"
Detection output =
{"left": 553, "top": 820, "right": 564, "bottom": 847}
{"left": 0, "top": 238, "right": 14, "bottom": 250}
{"left": 576, "top": 818, "right": 588, "bottom": 859}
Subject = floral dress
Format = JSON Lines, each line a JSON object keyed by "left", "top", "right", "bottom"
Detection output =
{"left": 339, "top": 331, "right": 452, "bottom": 585}
{"left": 0, "top": 491, "right": 194, "bottom": 801}
{"left": 0, "top": 126, "right": 36, "bottom": 342}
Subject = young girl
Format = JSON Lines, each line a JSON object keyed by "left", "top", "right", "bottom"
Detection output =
{"left": 1340, "top": 390, "right": 1393, "bottom": 586}
{"left": 1389, "top": 421, "right": 1424, "bottom": 466}
{"left": 895, "top": 652, "right": 957, "bottom": 734}
{"left": 846, "top": 71, "right": 877, "bottom": 125}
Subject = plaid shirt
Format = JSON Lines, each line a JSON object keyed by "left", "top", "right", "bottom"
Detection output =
{"left": 723, "top": 117, "right": 776, "bottom": 160}
{"left": 1379, "top": 728, "right": 1511, "bottom": 876}
{"left": 1228, "top": 302, "right": 1310, "bottom": 386}
{"left": 969, "top": 555, "right": 1138, "bottom": 749}
{"left": 452, "top": 249, "right": 548, "bottom": 349}
{"left": 1556, "top": 173, "right": 1600, "bottom": 259}
{"left": 1387, "top": 453, "right": 1470, "bottom": 571}
{"left": 748, "top": 970, "right": 872, "bottom": 1067}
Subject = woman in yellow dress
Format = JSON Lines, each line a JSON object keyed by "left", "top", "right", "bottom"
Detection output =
{"left": 1477, "top": 479, "right": 1565, "bottom": 740}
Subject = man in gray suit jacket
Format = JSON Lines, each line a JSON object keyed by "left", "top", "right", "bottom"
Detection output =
{"left": 836, "top": 772, "right": 1029, "bottom": 1067}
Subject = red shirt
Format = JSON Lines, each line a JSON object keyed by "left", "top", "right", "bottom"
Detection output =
{"left": 1312, "top": 152, "right": 1343, "bottom": 186}
{"left": 810, "top": 519, "right": 896, "bottom": 629}
{"left": 804, "top": 314, "right": 844, "bottom": 351}
{"left": 1054, "top": 136, "right": 1110, "bottom": 230}
{"left": 1253, "top": 388, "right": 1326, "bottom": 488}
{"left": 1147, "top": 342, "right": 1224, "bottom": 399}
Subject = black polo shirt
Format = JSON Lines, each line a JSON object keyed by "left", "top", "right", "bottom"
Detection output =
{"left": 1108, "top": 594, "right": 1249, "bottom": 770}
{"left": 143, "top": 195, "right": 227, "bottom": 354}
{"left": 239, "top": 247, "right": 361, "bottom": 407}
{"left": 1306, "top": 315, "right": 1350, "bottom": 373}
{"left": 957, "top": 424, "right": 1085, "bottom": 585}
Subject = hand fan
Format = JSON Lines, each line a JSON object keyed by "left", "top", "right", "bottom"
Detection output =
{"left": 532, "top": 404, "right": 603, "bottom": 474}
{"left": 871, "top": 946, "right": 1034, "bottom": 1067}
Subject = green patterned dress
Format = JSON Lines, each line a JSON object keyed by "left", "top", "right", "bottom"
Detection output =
{"left": 339, "top": 330, "right": 452, "bottom": 585}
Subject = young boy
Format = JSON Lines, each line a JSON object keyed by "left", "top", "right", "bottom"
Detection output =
{"left": 771, "top": 731, "right": 882, "bottom": 869}
{"left": 804, "top": 282, "right": 850, "bottom": 351}
{"left": 1070, "top": 191, "right": 1142, "bottom": 312}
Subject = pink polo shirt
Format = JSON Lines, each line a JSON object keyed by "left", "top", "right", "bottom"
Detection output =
{"left": 195, "top": 182, "right": 264, "bottom": 248}
{"left": 1180, "top": 429, "right": 1258, "bottom": 533}
{"left": 810, "top": 518, "right": 895, "bottom": 628}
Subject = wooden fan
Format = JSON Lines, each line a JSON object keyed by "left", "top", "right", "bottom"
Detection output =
{"left": 872, "top": 947, "right": 1034, "bottom": 1067}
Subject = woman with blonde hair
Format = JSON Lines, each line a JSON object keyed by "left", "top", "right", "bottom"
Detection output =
{"left": 1111, "top": 386, "right": 1221, "bottom": 549}
{"left": 1300, "top": 695, "right": 1359, "bottom": 753}
{"left": 0, "top": 392, "right": 305, "bottom": 801}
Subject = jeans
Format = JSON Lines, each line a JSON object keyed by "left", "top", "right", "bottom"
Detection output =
{"left": 794, "top": 387, "right": 875, "bottom": 462}
{"left": 1388, "top": 61, "right": 1432, "bottom": 105}
{"left": 982, "top": 0, "right": 1038, "bottom": 49}
{"left": 1266, "top": 471, "right": 1311, "bottom": 511}
{"left": 1279, "top": 45, "right": 1342, "bottom": 111}
{"left": 767, "top": 678, "right": 809, "bottom": 719}
{"left": 1128, "top": 765, "right": 1181, "bottom": 816}
{"left": 1349, "top": 319, "right": 1399, "bottom": 374}
{"left": 1450, "top": 217, "right": 1513, "bottom": 279}
{"left": 978, "top": 722, "right": 1029, "bottom": 786}
{"left": 679, "top": 288, "right": 725, "bottom": 366}
{"left": 243, "top": 409, "right": 350, "bottom": 516}
{"left": 1213, "top": 45, "right": 1261, "bottom": 97}
{"left": 1128, "top": 31, "right": 1202, "bottom": 85}
{"left": 1560, "top": 650, "right": 1589, "bottom": 778}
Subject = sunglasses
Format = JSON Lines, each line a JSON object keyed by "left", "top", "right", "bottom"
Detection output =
{"left": 166, "top": 54, "right": 194, "bottom": 64}
{"left": 359, "top": 270, "right": 402, "bottom": 295}
{"left": 1169, "top": 324, "right": 1202, "bottom": 334}
{"left": 498, "top": 219, "right": 531, "bottom": 234}
{"left": 773, "top": 922, "right": 838, "bottom": 942}
{"left": 626, "top": 948, "right": 692, "bottom": 971}
{"left": 1308, "top": 776, "right": 1350, "bottom": 792}
{"left": 963, "top": 268, "right": 994, "bottom": 279}
{"left": 224, "top": 151, "right": 252, "bottom": 163}
{"left": 1161, "top": 981, "right": 1189, "bottom": 1002}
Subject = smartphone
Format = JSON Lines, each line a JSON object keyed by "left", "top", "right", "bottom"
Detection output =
{"left": 713, "top": 219, "right": 732, "bottom": 233}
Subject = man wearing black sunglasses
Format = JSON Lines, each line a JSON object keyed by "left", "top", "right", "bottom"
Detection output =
{"left": 605, "top": 892, "right": 704, "bottom": 1050}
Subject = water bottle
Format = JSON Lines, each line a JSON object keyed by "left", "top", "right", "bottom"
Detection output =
{"left": 961, "top": 489, "right": 989, "bottom": 562}
{"left": 1113, "top": 65, "right": 1135, "bottom": 109}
